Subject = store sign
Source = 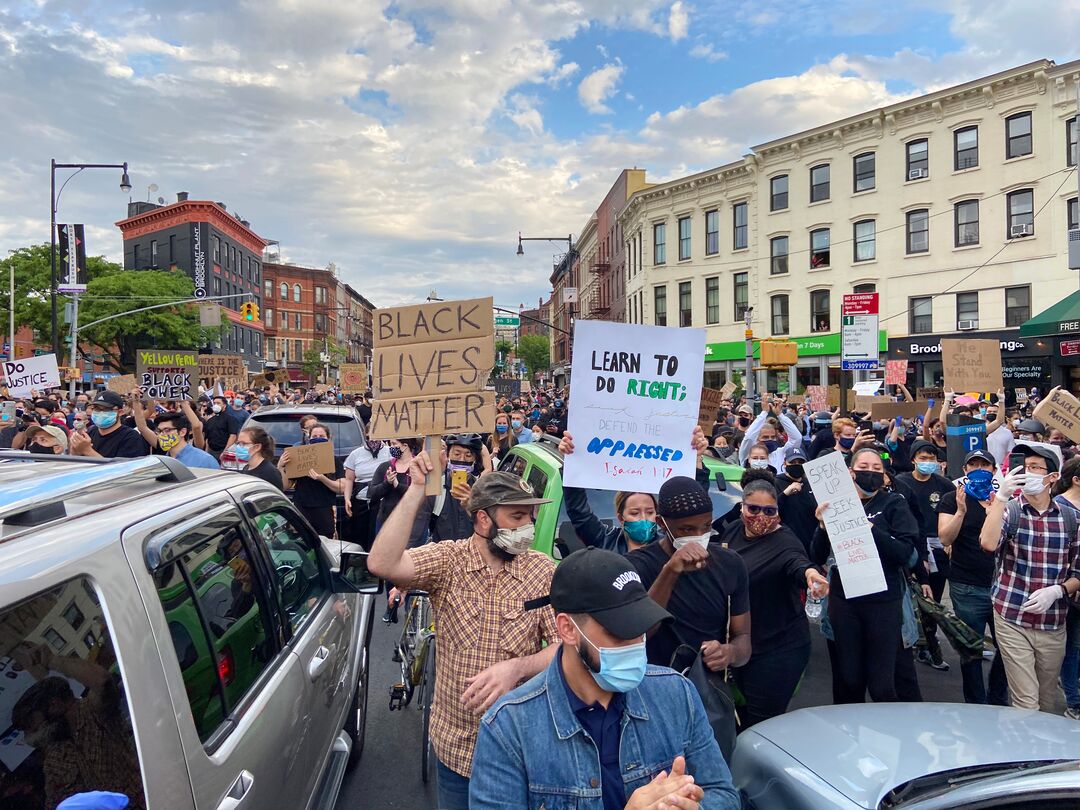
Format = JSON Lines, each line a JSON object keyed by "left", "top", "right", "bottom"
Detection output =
{"left": 841, "top": 293, "right": 880, "bottom": 371}
{"left": 705, "top": 330, "right": 887, "bottom": 362}
{"left": 1062, "top": 340, "right": 1080, "bottom": 357}
{"left": 907, "top": 338, "right": 1028, "bottom": 355}
{"left": 1058, "top": 320, "right": 1080, "bottom": 334}
{"left": 190, "top": 222, "right": 209, "bottom": 299}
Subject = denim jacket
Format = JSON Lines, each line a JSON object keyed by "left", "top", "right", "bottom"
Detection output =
{"left": 470, "top": 655, "right": 740, "bottom": 809}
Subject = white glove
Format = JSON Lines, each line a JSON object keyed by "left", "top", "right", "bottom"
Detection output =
{"left": 995, "top": 467, "right": 1027, "bottom": 503}
{"left": 1022, "top": 585, "right": 1065, "bottom": 614}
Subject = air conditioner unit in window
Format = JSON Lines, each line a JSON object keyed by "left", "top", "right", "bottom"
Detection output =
{"left": 908, "top": 168, "right": 928, "bottom": 180}
{"left": 1010, "top": 224, "right": 1033, "bottom": 237}
{"left": 957, "top": 319, "right": 979, "bottom": 331}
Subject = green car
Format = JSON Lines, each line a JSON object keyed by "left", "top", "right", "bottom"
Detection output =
{"left": 701, "top": 455, "right": 745, "bottom": 485}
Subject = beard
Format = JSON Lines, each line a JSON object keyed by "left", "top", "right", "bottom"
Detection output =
{"left": 484, "top": 535, "right": 516, "bottom": 563}
{"left": 576, "top": 640, "right": 601, "bottom": 674}
{"left": 23, "top": 719, "right": 65, "bottom": 748}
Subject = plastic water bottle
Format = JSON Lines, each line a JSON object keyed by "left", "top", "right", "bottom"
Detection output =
{"left": 805, "top": 588, "right": 823, "bottom": 623}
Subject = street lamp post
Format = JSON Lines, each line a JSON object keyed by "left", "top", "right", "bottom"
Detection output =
{"left": 50, "top": 159, "right": 131, "bottom": 357}
{"left": 516, "top": 232, "right": 575, "bottom": 382}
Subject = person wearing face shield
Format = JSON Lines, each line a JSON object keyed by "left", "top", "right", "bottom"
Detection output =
{"left": 626, "top": 476, "right": 751, "bottom": 674}
{"left": 470, "top": 547, "right": 740, "bottom": 810}
{"left": 979, "top": 441, "right": 1080, "bottom": 713}
{"left": 368, "top": 459, "right": 560, "bottom": 810}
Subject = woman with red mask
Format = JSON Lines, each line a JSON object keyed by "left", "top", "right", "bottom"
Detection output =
{"left": 722, "top": 479, "right": 829, "bottom": 728}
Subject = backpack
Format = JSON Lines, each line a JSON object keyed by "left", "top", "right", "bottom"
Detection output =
{"left": 1003, "top": 498, "right": 1080, "bottom": 606}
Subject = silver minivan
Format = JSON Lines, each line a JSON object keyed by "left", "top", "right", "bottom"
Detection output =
{"left": 0, "top": 453, "right": 378, "bottom": 810}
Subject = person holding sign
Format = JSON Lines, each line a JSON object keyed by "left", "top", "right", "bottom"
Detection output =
{"left": 278, "top": 423, "right": 343, "bottom": 538}
{"left": 810, "top": 448, "right": 919, "bottom": 703}
{"left": 737, "top": 395, "right": 802, "bottom": 473}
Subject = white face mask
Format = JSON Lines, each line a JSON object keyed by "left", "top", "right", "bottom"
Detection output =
{"left": 1022, "top": 473, "right": 1050, "bottom": 496}
{"left": 490, "top": 521, "right": 536, "bottom": 555}
{"left": 748, "top": 458, "right": 770, "bottom": 470}
{"left": 211, "top": 404, "right": 223, "bottom": 414}
{"left": 671, "top": 530, "right": 715, "bottom": 551}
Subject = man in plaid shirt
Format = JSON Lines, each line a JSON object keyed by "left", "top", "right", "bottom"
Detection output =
{"left": 980, "top": 441, "right": 1080, "bottom": 712}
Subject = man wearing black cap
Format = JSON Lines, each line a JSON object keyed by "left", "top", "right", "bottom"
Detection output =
{"left": 938, "top": 448, "right": 1008, "bottom": 705}
{"left": 369, "top": 456, "right": 560, "bottom": 810}
{"left": 627, "top": 476, "right": 751, "bottom": 674}
{"left": 776, "top": 445, "right": 816, "bottom": 554}
{"left": 470, "top": 547, "right": 739, "bottom": 810}
{"left": 68, "top": 390, "right": 150, "bottom": 459}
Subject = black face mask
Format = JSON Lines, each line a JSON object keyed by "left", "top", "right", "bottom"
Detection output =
{"left": 737, "top": 416, "right": 751, "bottom": 428}
{"left": 29, "top": 443, "right": 55, "bottom": 455}
{"left": 853, "top": 470, "right": 885, "bottom": 494}
{"left": 786, "top": 464, "right": 804, "bottom": 480}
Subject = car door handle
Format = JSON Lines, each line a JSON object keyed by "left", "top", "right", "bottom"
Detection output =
{"left": 308, "top": 645, "right": 332, "bottom": 679}
{"left": 216, "top": 770, "right": 254, "bottom": 810}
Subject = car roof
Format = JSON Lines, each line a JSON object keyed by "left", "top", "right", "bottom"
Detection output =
{"left": 246, "top": 403, "right": 359, "bottom": 418}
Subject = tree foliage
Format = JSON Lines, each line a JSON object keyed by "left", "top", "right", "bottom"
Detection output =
{"left": 517, "top": 333, "right": 550, "bottom": 375}
{"left": 302, "top": 339, "right": 346, "bottom": 382}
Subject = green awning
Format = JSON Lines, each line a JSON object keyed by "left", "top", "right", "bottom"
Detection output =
{"left": 1019, "top": 289, "right": 1080, "bottom": 337}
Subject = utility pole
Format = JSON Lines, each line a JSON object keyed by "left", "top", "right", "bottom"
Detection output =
{"left": 743, "top": 306, "right": 755, "bottom": 406}
{"left": 67, "top": 295, "right": 80, "bottom": 399}
{"left": 8, "top": 261, "right": 13, "bottom": 365}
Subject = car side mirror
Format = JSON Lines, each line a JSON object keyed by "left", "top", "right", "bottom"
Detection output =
{"left": 715, "top": 473, "right": 727, "bottom": 492}
{"left": 336, "top": 550, "right": 383, "bottom": 594}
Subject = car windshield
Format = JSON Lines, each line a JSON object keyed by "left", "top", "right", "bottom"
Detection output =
{"left": 882, "top": 759, "right": 1080, "bottom": 807}
{"left": 247, "top": 413, "right": 364, "bottom": 455}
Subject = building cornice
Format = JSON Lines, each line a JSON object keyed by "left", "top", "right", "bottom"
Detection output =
{"left": 116, "top": 200, "right": 270, "bottom": 253}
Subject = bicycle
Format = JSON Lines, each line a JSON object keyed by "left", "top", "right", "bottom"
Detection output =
{"left": 387, "top": 590, "right": 437, "bottom": 783}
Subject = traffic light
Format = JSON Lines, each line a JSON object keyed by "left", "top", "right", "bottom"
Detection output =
{"left": 240, "top": 302, "right": 260, "bottom": 322}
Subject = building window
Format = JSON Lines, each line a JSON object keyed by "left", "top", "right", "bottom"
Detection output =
{"left": 1069, "top": 197, "right": 1078, "bottom": 231}
{"left": 956, "top": 291, "right": 979, "bottom": 329}
{"left": 906, "top": 139, "right": 929, "bottom": 180}
{"left": 770, "top": 236, "right": 789, "bottom": 275}
{"left": 771, "top": 294, "right": 789, "bottom": 335}
{"left": 853, "top": 283, "right": 876, "bottom": 294}
{"left": 132, "top": 243, "right": 140, "bottom": 268}
{"left": 906, "top": 209, "right": 929, "bottom": 253}
{"left": 853, "top": 153, "right": 875, "bottom": 192}
{"left": 653, "top": 223, "right": 666, "bottom": 265}
{"left": 733, "top": 202, "right": 748, "bottom": 250}
{"left": 213, "top": 276, "right": 221, "bottom": 296}
{"left": 168, "top": 234, "right": 175, "bottom": 264}
{"left": 678, "top": 281, "right": 692, "bottom": 327}
{"left": 294, "top": 340, "right": 303, "bottom": 361}
{"left": 1007, "top": 189, "right": 1034, "bottom": 237}
{"left": 810, "top": 164, "right": 830, "bottom": 202}
{"left": 733, "top": 272, "right": 748, "bottom": 321}
{"left": 910, "top": 296, "right": 933, "bottom": 334}
{"left": 1068, "top": 118, "right": 1078, "bottom": 167}
{"left": 706, "top": 277, "right": 719, "bottom": 324}
{"left": 315, "top": 313, "right": 328, "bottom": 332}
{"left": 810, "top": 228, "right": 830, "bottom": 268}
{"left": 678, "top": 216, "right": 691, "bottom": 261}
{"left": 149, "top": 240, "right": 158, "bottom": 267}
{"left": 1005, "top": 286, "right": 1030, "bottom": 326}
{"left": 770, "top": 175, "right": 788, "bottom": 211}
{"left": 954, "top": 126, "right": 979, "bottom": 170}
{"left": 705, "top": 210, "right": 719, "bottom": 255}
{"left": 293, "top": 283, "right": 302, "bottom": 302}
{"left": 315, "top": 286, "right": 327, "bottom": 305}
{"left": 295, "top": 312, "right": 302, "bottom": 330}
{"left": 1006, "top": 112, "right": 1032, "bottom": 159}
{"left": 955, "top": 200, "right": 980, "bottom": 246}
{"left": 654, "top": 286, "right": 667, "bottom": 326}
{"left": 280, "top": 282, "right": 288, "bottom": 300}
{"left": 213, "top": 236, "right": 221, "bottom": 263}
{"left": 810, "top": 290, "right": 830, "bottom": 333}
{"left": 853, "top": 220, "right": 875, "bottom": 262}
{"left": 266, "top": 308, "right": 274, "bottom": 329}
{"left": 265, "top": 279, "right": 273, "bottom": 298}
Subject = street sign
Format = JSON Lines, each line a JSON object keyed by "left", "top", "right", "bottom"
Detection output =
{"left": 494, "top": 315, "right": 520, "bottom": 327}
{"left": 841, "top": 293, "right": 880, "bottom": 371}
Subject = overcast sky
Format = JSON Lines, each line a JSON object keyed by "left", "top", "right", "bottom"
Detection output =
{"left": 1, "top": 1, "right": 1077, "bottom": 310}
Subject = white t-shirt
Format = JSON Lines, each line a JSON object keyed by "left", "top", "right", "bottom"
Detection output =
{"left": 986, "top": 426, "right": 1014, "bottom": 468}
{"left": 343, "top": 444, "right": 392, "bottom": 498}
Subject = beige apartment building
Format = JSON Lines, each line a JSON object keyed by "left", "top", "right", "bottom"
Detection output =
{"left": 618, "top": 59, "right": 1080, "bottom": 399}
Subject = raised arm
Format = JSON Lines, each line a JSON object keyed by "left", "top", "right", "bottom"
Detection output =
{"left": 368, "top": 454, "right": 434, "bottom": 585}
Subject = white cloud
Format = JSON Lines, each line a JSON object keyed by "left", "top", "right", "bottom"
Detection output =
{"left": 689, "top": 43, "right": 726, "bottom": 62}
{"left": 578, "top": 62, "right": 625, "bottom": 114}
{"left": 668, "top": 2, "right": 689, "bottom": 41}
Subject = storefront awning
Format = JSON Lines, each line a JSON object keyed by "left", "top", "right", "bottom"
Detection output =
{"left": 1019, "top": 289, "right": 1080, "bottom": 337}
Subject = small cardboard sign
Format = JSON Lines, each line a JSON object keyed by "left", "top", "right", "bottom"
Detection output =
{"left": 942, "top": 338, "right": 1003, "bottom": 394}
{"left": 1015, "top": 387, "right": 1029, "bottom": 404}
{"left": 106, "top": 374, "right": 139, "bottom": 397}
{"left": 805, "top": 385, "right": 828, "bottom": 412}
{"left": 917, "top": 387, "right": 944, "bottom": 401}
{"left": 828, "top": 385, "right": 841, "bottom": 408}
{"left": 870, "top": 400, "right": 931, "bottom": 421}
{"left": 698, "top": 387, "right": 726, "bottom": 432}
{"left": 848, "top": 393, "right": 877, "bottom": 413}
{"left": 283, "top": 440, "right": 336, "bottom": 480}
{"left": 719, "top": 380, "right": 737, "bottom": 400}
{"left": 339, "top": 363, "right": 368, "bottom": 393}
{"left": 885, "top": 359, "right": 908, "bottom": 386}
{"left": 136, "top": 349, "right": 198, "bottom": 401}
{"left": 1034, "top": 388, "right": 1080, "bottom": 444}
{"left": 788, "top": 394, "right": 805, "bottom": 405}
{"left": 198, "top": 354, "right": 247, "bottom": 388}
{"left": 314, "top": 384, "right": 330, "bottom": 394}
{"left": 2, "top": 354, "right": 61, "bottom": 397}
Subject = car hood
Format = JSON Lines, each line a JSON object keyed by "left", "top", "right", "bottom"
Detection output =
{"left": 739, "top": 703, "right": 1080, "bottom": 808}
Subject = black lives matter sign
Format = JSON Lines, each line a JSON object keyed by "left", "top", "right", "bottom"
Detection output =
{"left": 136, "top": 349, "right": 198, "bottom": 401}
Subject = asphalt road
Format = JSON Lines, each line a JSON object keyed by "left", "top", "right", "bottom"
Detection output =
{"left": 338, "top": 599, "right": 968, "bottom": 809}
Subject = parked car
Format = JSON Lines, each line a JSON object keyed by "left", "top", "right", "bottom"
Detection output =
{"left": 0, "top": 452, "right": 379, "bottom": 810}
{"left": 498, "top": 438, "right": 740, "bottom": 559}
{"left": 731, "top": 702, "right": 1080, "bottom": 809}
{"left": 702, "top": 454, "right": 745, "bottom": 485}
{"left": 240, "top": 403, "right": 367, "bottom": 464}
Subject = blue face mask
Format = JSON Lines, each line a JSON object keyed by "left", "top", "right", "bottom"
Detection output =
{"left": 531, "top": 410, "right": 540, "bottom": 419}
{"left": 964, "top": 468, "right": 995, "bottom": 501}
{"left": 915, "top": 461, "right": 939, "bottom": 475}
{"left": 623, "top": 519, "right": 658, "bottom": 543}
{"left": 511, "top": 420, "right": 522, "bottom": 430}
{"left": 234, "top": 444, "right": 252, "bottom": 462}
{"left": 763, "top": 440, "right": 779, "bottom": 453}
{"left": 495, "top": 424, "right": 508, "bottom": 434}
{"left": 838, "top": 436, "right": 856, "bottom": 450}
{"left": 308, "top": 436, "right": 328, "bottom": 444}
{"left": 91, "top": 411, "right": 118, "bottom": 429}
{"left": 573, "top": 619, "right": 647, "bottom": 693}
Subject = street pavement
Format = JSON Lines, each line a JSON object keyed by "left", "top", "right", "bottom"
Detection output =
{"left": 338, "top": 601, "right": 969, "bottom": 808}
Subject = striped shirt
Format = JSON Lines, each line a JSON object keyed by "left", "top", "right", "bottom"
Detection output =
{"left": 992, "top": 496, "right": 1080, "bottom": 630}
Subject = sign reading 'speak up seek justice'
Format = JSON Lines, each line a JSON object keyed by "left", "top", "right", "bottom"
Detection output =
{"left": 368, "top": 297, "right": 496, "bottom": 439}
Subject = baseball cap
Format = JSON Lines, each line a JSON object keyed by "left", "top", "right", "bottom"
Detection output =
{"left": 963, "top": 449, "right": 996, "bottom": 466}
{"left": 25, "top": 424, "right": 68, "bottom": 451}
{"left": 1016, "top": 418, "right": 1045, "bottom": 435}
{"left": 813, "top": 410, "right": 832, "bottom": 426}
{"left": 785, "top": 446, "right": 807, "bottom": 463}
{"left": 550, "top": 548, "right": 672, "bottom": 639}
{"left": 910, "top": 439, "right": 942, "bottom": 459}
{"left": 657, "top": 476, "right": 712, "bottom": 519}
{"left": 1014, "top": 440, "right": 1062, "bottom": 474}
{"left": 466, "top": 471, "right": 551, "bottom": 513}
{"left": 90, "top": 390, "right": 125, "bottom": 410}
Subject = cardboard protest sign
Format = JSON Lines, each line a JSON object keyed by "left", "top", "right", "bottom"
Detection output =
{"left": 136, "top": 349, "right": 198, "bottom": 401}
{"left": 339, "top": 363, "right": 368, "bottom": 393}
{"left": 719, "top": 380, "right": 737, "bottom": 400}
{"left": 788, "top": 394, "right": 805, "bottom": 405}
{"left": 283, "top": 440, "right": 336, "bottom": 480}
{"left": 198, "top": 354, "right": 246, "bottom": 389}
{"left": 803, "top": 452, "right": 887, "bottom": 598}
{"left": 870, "top": 400, "right": 931, "bottom": 421}
{"left": 917, "top": 387, "right": 944, "bottom": 401}
{"left": 563, "top": 321, "right": 706, "bottom": 494}
{"left": 494, "top": 378, "right": 522, "bottom": 399}
{"left": 521, "top": 381, "right": 532, "bottom": 393}
{"left": 314, "top": 384, "right": 330, "bottom": 394}
{"left": 828, "top": 385, "right": 841, "bottom": 408}
{"left": 106, "top": 374, "right": 139, "bottom": 397}
{"left": 2, "top": 354, "right": 61, "bottom": 397}
{"left": 885, "top": 359, "right": 908, "bottom": 386}
{"left": 945, "top": 414, "right": 988, "bottom": 479}
{"left": 369, "top": 297, "right": 496, "bottom": 445}
{"left": 942, "top": 338, "right": 1003, "bottom": 394}
{"left": 698, "top": 387, "right": 726, "bottom": 432}
{"left": 805, "top": 386, "right": 827, "bottom": 412}
{"left": 1015, "top": 387, "right": 1029, "bottom": 405}
{"left": 1034, "top": 387, "right": 1080, "bottom": 444}
{"left": 847, "top": 392, "right": 878, "bottom": 413}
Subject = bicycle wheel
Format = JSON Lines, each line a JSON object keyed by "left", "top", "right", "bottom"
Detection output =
{"left": 421, "top": 636, "right": 436, "bottom": 784}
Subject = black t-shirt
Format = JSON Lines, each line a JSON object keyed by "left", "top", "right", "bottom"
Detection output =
{"left": 776, "top": 472, "right": 818, "bottom": 554}
{"left": 627, "top": 541, "right": 750, "bottom": 668}
{"left": 290, "top": 458, "right": 345, "bottom": 508}
{"left": 90, "top": 425, "right": 150, "bottom": 458}
{"left": 244, "top": 458, "right": 284, "bottom": 490}
{"left": 723, "top": 522, "right": 812, "bottom": 655}
{"left": 896, "top": 472, "right": 953, "bottom": 539}
{"left": 938, "top": 488, "right": 995, "bottom": 588}
{"left": 0, "top": 424, "right": 17, "bottom": 449}
{"left": 203, "top": 412, "right": 235, "bottom": 452}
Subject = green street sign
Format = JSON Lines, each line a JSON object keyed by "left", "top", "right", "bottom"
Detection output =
{"left": 495, "top": 316, "right": 520, "bottom": 326}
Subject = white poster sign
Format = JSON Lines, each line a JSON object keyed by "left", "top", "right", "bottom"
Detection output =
{"left": 563, "top": 321, "right": 706, "bottom": 493}
{"left": 853, "top": 379, "right": 883, "bottom": 396}
{"left": 2, "top": 354, "right": 61, "bottom": 397}
{"left": 803, "top": 451, "right": 887, "bottom": 598}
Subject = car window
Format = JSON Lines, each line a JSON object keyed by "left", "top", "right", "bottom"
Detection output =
{"left": 248, "top": 413, "right": 363, "bottom": 455}
{"left": 498, "top": 453, "right": 528, "bottom": 477}
{"left": 251, "top": 508, "right": 328, "bottom": 635}
{"left": 152, "top": 526, "right": 275, "bottom": 743}
{"left": 526, "top": 464, "right": 548, "bottom": 499}
{"left": 0, "top": 577, "right": 147, "bottom": 808}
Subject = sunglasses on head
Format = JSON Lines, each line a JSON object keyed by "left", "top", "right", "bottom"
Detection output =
{"left": 743, "top": 504, "right": 779, "bottom": 517}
